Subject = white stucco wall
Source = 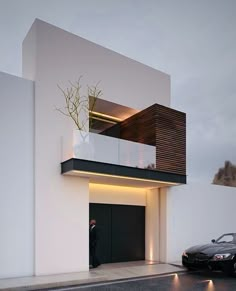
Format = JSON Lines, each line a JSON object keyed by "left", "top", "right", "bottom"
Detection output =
{"left": 23, "top": 19, "right": 170, "bottom": 110}
{"left": 0, "top": 72, "right": 34, "bottom": 278}
{"left": 89, "top": 184, "right": 146, "bottom": 206}
{"left": 22, "top": 19, "right": 171, "bottom": 275}
{"left": 166, "top": 183, "right": 236, "bottom": 262}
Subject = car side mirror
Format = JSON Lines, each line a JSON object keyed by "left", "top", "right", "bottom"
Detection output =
{"left": 211, "top": 239, "right": 216, "bottom": 243}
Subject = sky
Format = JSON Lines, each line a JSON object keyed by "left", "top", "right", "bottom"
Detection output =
{"left": 0, "top": 0, "right": 235, "bottom": 183}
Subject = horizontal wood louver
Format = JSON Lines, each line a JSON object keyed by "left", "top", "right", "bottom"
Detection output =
{"left": 101, "top": 103, "right": 186, "bottom": 176}
{"left": 155, "top": 104, "right": 186, "bottom": 175}
{"left": 119, "top": 105, "right": 157, "bottom": 146}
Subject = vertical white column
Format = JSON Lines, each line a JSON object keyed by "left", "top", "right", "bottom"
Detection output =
{"left": 159, "top": 187, "right": 168, "bottom": 263}
{"left": 145, "top": 188, "right": 159, "bottom": 261}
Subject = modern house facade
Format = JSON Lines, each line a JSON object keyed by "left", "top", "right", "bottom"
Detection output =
{"left": 0, "top": 19, "right": 186, "bottom": 278}
{"left": 1, "top": 19, "right": 235, "bottom": 280}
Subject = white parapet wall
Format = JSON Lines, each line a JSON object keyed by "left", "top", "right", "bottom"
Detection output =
{"left": 166, "top": 183, "right": 236, "bottom": 263}
{"left": 23, "top": 19, "right": 171, "bottom": 110}
{"left": 0, "top": 72, "right": 34, "bottom": 278}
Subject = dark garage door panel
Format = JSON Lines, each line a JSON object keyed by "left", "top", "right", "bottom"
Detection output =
{"left": 111, "top": 205, "right": 145, "bottom": 262}
{"left": 89, "top": 204, "right": 111, "bottom": 264}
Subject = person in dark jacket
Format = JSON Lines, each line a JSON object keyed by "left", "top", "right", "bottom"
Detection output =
{"left": 89, "top": 219, "right": 100, "bottom": 268}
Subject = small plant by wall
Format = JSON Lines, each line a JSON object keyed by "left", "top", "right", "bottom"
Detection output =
{"left": 56, "top": 77, "right": 102, "bottom": 133}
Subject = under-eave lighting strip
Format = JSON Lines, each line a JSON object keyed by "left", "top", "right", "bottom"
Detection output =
{"left": 89, "top": 111, "right": 122, "bottom": 122}
{"left": 67, "top": 169, "right": 180, "bottom": 186}
{"left": 91, "top": 115, "right": 117, "bottom": 124}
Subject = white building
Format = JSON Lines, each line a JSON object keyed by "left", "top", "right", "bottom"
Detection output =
{"left": 1, "top": 19, "right": 235, "bottom": 280}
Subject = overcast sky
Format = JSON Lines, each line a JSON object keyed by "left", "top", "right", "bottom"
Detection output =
{"left": 0, "top": 0, "right": 235, "bottom": 182}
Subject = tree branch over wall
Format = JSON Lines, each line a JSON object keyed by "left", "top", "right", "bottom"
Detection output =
{"left": 56, "top": 77, "right": 102, "bottom": 132}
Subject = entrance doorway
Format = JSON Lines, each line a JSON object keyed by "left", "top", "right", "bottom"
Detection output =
{"left": 89, "top": 203, "right": 145, "bottom": 264}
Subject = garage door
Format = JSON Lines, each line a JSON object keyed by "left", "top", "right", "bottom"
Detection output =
{"left": 89, "top": 203, "right": 145, "bottom": 263}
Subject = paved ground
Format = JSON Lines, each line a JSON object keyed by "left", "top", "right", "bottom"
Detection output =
{"left": 2, "top": 262, "right": 235, "bottom": 290}
{"left": 0, "top": 262, "right": 183, "bottom": 290}
{"left": 51, "top": 271, "right": 236, "bottom": 291}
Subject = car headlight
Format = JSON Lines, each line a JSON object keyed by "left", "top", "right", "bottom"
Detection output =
{"left": 182, "top": 251, "right": 188, "bottom": 257}
{"left": 212, "top": 253, "right": 232, "bottom": 260}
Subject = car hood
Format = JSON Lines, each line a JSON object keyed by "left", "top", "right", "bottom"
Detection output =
{"left": 186, "top": 243, "right": 236, "bottom": 256}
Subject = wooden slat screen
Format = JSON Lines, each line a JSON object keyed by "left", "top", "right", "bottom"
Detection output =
{"left": 101, "top": 103, "right": 186, "bottom": 176}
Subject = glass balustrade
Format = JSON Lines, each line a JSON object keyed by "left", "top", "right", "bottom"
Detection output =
{"left": 62, "top": 130, "right": 156, "bottom": 170}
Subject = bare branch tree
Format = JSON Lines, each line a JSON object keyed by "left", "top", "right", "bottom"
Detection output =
{"left": 56, "top": 77, "right": 102, "bottom": 134}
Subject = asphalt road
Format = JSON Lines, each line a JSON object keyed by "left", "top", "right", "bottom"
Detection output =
{"left": 50, "top": 271, "right": 236, "bottom": 291}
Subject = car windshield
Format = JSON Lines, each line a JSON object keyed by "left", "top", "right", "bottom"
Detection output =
{"left": 216, "top": 234, "right": 236, "bottom": 244}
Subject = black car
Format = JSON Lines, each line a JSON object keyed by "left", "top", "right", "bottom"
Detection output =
{"left": 182, "top": 233, "right": 236, "bottom": 275}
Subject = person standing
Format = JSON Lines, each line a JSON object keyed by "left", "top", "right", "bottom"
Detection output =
{"left": 89, "top": 219, "right": 100, "bottom": 268}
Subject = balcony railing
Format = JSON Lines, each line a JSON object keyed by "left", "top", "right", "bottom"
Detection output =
{"left": 62, "top": 129, "right": 156, "bottom": 170}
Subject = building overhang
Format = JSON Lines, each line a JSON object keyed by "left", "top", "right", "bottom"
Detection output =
{"left": 61, "top": 158, "right": 186, "bottom": 189}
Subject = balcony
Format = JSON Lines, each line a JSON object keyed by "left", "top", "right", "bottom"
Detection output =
{"left": 61, "top": 129, "right": 186, "bottom": 188}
